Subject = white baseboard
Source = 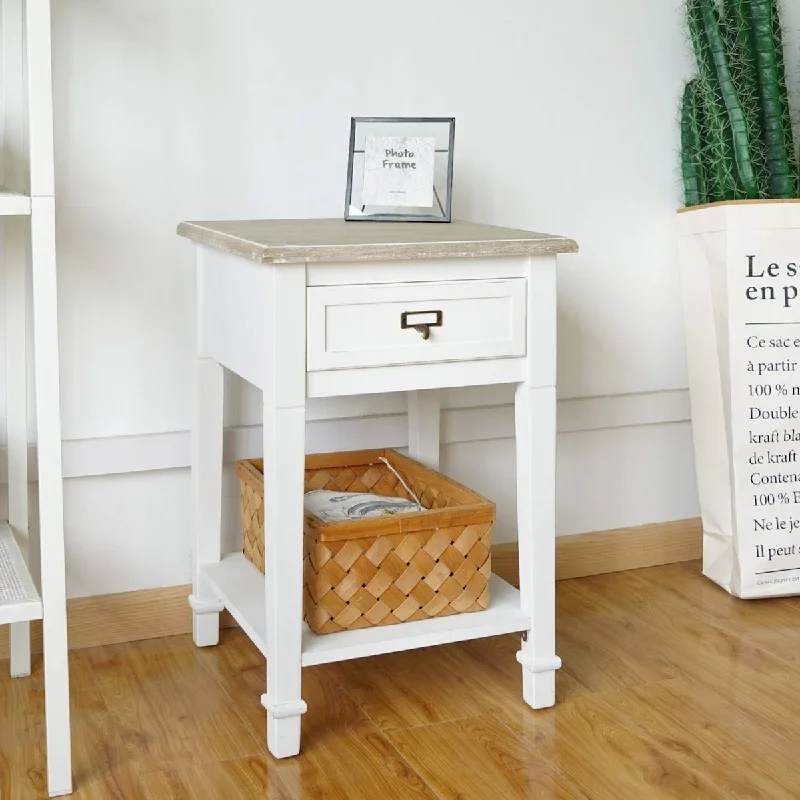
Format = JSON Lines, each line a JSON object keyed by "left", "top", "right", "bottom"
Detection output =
{"left": 0, "top": 388, "right": 691, "bottom": 481}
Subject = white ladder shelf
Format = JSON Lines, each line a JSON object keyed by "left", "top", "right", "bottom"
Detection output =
{"left": 1, "top": 0, "right": 73, "bottom": 795}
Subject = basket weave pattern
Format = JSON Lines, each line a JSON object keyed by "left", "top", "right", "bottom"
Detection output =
{"left": 240, "top": 475, "right": 266, "bottom": 571}
{"left": 236, "top": 450, "right": 494, "bottom": 635}
{"left": 304, "top": 524, "right": 491, "bottom": 633}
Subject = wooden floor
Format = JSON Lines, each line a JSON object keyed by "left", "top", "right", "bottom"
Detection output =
{"left": 3, "top": 559, "right": 800, "bottom": 799}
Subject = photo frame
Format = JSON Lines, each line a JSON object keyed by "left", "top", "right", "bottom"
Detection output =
{"left": 344, "top": 116, "right": 455, "bottom": 222}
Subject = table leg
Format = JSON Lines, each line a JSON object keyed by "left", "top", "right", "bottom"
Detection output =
{"left": 260, "top": 264, "right": 307, "bottom": 758}
{"left": 190, "top": 356, "right": 225, "bottom": 646}
{"left": 260, "top": 402, "right": 307, "bottom": 758}
{"left": 515, "top": 382, "right": 561, "bottom": 708}
{"left": 408, "top": 390, "right": 440, "bottom": 469}
{"left": 9, "top": 623, "right": 31, "bottom": 678}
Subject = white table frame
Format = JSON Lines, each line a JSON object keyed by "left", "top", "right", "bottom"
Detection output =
{"left": 187, "top": 240, "right": 563, "bottom": 758}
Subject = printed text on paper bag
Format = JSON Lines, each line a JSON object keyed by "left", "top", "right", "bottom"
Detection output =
{"left": 745, "top": 331, "right": 800, "bottom": 573}
{"left": 745, "top": 255, "right": 800, "bottom": 307}
{"left": 736, "top": 252, "right": 800, "bottom": 582}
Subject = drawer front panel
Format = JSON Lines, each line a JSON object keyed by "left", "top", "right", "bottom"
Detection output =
{"left": 307, "top": 279, "right": 526, "bottom": 370}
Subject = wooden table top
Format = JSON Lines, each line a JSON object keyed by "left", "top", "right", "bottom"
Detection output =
{"left": 176, "top": 218, "right": 579, "bottom": 264}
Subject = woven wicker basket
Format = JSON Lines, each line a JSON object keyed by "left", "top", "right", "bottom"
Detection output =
{"left": 236, "top": 448, "right": 495, "bottom": 635}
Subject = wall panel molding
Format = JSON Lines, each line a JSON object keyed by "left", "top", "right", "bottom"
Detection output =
{"left": 1, "top": 389, "right": 691, "bottom": 481}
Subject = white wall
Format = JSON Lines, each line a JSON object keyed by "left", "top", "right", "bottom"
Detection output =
{"left": 11, "top": 0, "right": 788, "bottom": 598}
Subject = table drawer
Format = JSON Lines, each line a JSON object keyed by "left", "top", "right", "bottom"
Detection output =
{"left": 306, "top": 279, "right": 526, "bottom": 370}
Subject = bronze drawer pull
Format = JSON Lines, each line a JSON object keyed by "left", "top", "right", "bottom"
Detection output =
{"left": 400, "top": 310, "right": 443, "bottom": 341}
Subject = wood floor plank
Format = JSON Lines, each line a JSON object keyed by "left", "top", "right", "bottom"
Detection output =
{"left": 549, "top": 595, "right": 682, "bottom": 694}
{"left": 556, "top": 574, "right": 794, "bottom": 696}
{"left": 527, "top": 692, "right": 730, "bottom": 800}
{"left": 83, "top": 636, "right": 265, "bottom": 776}
{"left": 138, "top": 757, "right": 292, "bottom": 800}
{"left": 4, "top": 562, "right": 800, "bottom": 797}
{"left": 329, "top": 632, "right": 588, "bottom": 741}
{"left": 0, "top": 699, "right": 144, "bottom": 799}
{"left": 387, "top": 713, "right": 588, "bottom": 800}
{"left": 592, "top": 678, "right": 796, "bottom": 799}
{"left": 327, "top": 646, "right": 492, "bottom": 731}
{"left": 632, "top": 560, "right": 800, "bottom": 667}
{"left": 193, "top": 630, "right": 436, "bottom": 800}
{"left": 451, "top": 640, "right": 733, "bottom": 800}
{"left": 672, "top": 667, "right": 800, "bottom": 781}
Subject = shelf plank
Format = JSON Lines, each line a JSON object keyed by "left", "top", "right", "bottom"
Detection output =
{"left": 203, "top": 553, "right": 530, "bottom": 667}
{"left": 0, "top": 521, "right": 43, "bottom": 625}
{"left": 0, "top": 189, "right": 31, "bottom": 216}
{"left": 204, "top": 553, "right": 269, "bottom": 657}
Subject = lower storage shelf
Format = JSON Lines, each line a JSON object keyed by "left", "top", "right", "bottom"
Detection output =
{"left": 203, "top": 552, "right": 530, "bottom": 666}
{"left": 0, "top": 521, "right": 43, "bottom": 626}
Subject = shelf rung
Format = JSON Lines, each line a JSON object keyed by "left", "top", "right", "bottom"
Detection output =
{"left": 0, "top": 189, "right": 32, "bottom": 216}
{"left": 0, "top": 521, "right": 43, "bottom": 625}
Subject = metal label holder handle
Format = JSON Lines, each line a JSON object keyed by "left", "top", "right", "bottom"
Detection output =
{"left": 400, "top": 310, "right": 443, "bottom": 341}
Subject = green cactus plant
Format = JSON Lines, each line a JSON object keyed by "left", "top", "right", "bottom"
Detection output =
{"left": 681, "top": 79, "right": 709, "bottom": 206}
{"left": 680, "top": 0, "right": 799, "bottom": 206}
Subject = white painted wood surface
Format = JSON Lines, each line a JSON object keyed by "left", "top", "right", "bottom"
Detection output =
{"left": 0, "top": 522, "right": 43, "bottom": 625}
{"left": 407, "top": 390, "right": 441, "bottom": 470}
{"left": 6, "top": 214, "right": 31, "bottom": 678}
{"left": 31, "top": 196, "right": 73, "bottom": 796}
{"left": 306, "top": 279, "right": 526, "bottom": 371}
{"left": 8, "top": 622, "right": 31, "bottom": 677}
{"left": 198, "top": 246, "right": 269, "bottom": 390}
{"left": 0, "top": 1, "right": 73, "bottom": 793}
{"left": 515, "top": 255, "right": 561, "bottom": 707}
{"left": 3, "top": 0, "right": 33, "bottom": 686}
{"left": 0, "top": 190, "right": 32, "bottom": 215}
{"left": 261, "top": 265, "right": 307, "bottom": 759}
{"left": 184, "top": 218, "right": 571, "bottom": 759}
{"left": 25, "top": 0, "right": 56, "bottom": 198}
{"left": 189, "top": 356, "right": 224, "bottom": 647}
{"left": 306, "top": 357, "right": 526, "bottom": 398}
{"left": 306, "top": 256, "right": 529, "bottom": 287}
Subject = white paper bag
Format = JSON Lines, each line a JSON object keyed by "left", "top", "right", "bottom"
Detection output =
{"left": 677, "top": 201, "right": 800, "bottom": 598}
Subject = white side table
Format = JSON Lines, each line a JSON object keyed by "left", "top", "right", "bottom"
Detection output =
{"left": 177, "top": 218, "right": 578, "bottom": 758}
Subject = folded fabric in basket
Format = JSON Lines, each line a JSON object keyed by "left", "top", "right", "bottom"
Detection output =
{"left": 304, "top": 489, "right": 421, "bottom": 523}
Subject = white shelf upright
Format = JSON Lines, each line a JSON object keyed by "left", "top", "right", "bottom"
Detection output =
{"left": 1, "top": 0, "right": 72, "bottom": 795}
